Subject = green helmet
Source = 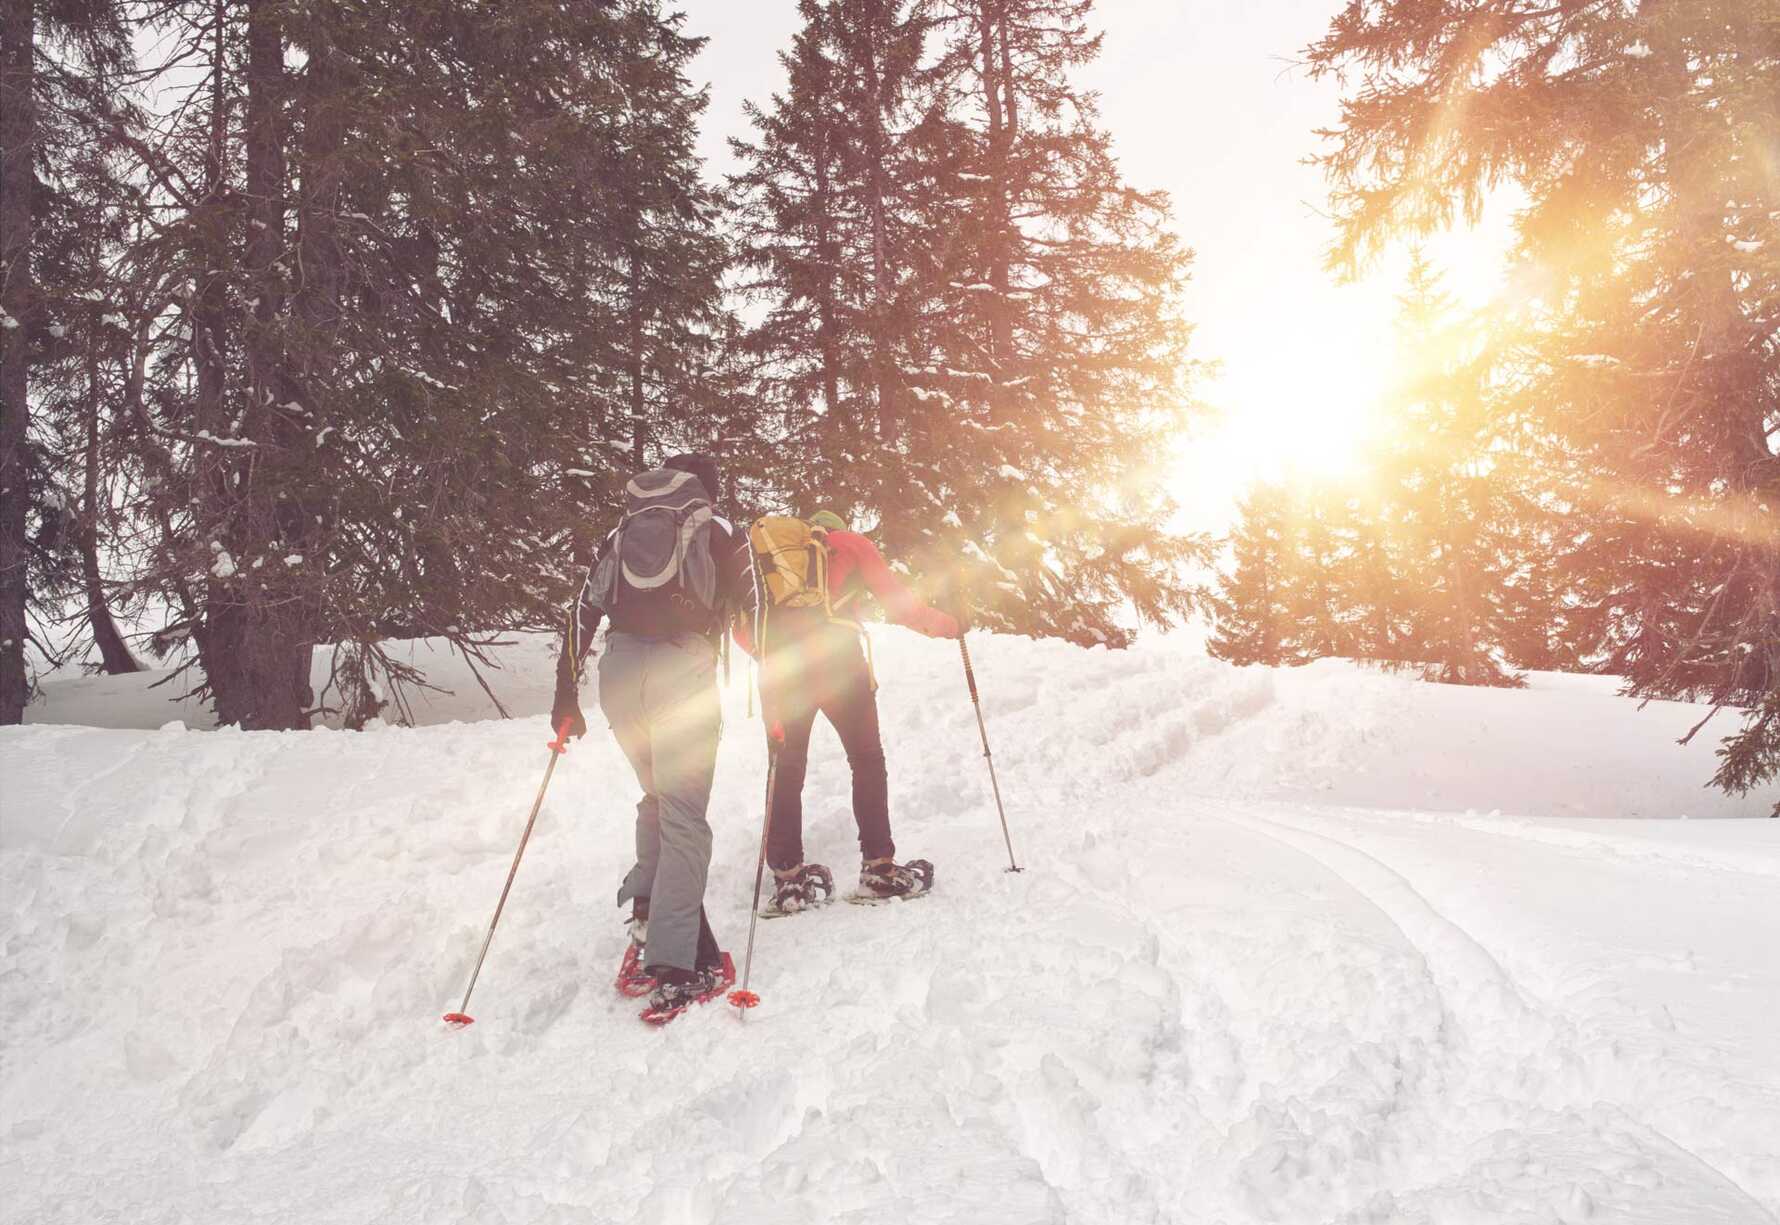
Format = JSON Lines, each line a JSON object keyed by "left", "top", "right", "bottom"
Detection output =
{"left": 808, "top": 509, "right": 848, "bottom": 533}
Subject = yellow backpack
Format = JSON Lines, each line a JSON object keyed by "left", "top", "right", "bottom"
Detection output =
{"left": 748, "top": 516, "right": 834, "bottom": 613}
{"left": 746, "top": 517, "right": 873, "bottom": 694}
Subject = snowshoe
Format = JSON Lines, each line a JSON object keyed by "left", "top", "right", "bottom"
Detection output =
{"left": 761, "top": 862, "right": 835, "bottom": 918}
{"left": 615, "top": 916, "right": 653, "bottom": 997}
{"left": 640, "top": 953, "right": 736, "bottom": 1026}
{"left": 848, "top": 857, "right": 935, "bottom": 905}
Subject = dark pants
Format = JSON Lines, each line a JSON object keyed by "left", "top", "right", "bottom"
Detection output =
{"left": 763, "top": 622, "right": 893, "bottom": 871}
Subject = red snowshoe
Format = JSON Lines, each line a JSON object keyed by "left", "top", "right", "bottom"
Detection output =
{"left": 639, "top": 953, "right": 736, "bottom": 1026}
{"left": 615, "top": 937, "right": 655, "bottom": 998}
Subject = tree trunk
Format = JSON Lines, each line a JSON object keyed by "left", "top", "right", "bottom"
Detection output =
{"left": 628, "top": 251, "right": 646, "bottom": 467}
{"left": 858, "top": 0, "right": 897, "bottom": 444}
{"left": 191, "top": 0, "right": 243, "bottom": 711}
{"left": 978, "top": 1, "right": 1015, "bottom": 407}
{"left": 1260, "top": 559, "right": 1278, "bottom": 666}
{"left": 0, "top": 0, "right": 34, "bottom": 722}
{"left": 200, "top": 0, "right": 313, "bottom": 730}
{"left": 244, "top": 0, "right": 284, "bottom": 412}
{"left": 82, "top": 336, "right": 137, "bottom": 674}
{"left": 812, "top": 124, "right": 842, "bottom": 418}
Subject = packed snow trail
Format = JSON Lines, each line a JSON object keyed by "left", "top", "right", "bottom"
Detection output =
{"left": 3, "top": 632, "right": 1776, "bottom": 1223}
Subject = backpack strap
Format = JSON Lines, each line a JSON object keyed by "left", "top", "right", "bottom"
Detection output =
{"left": 808, "top": 526, "right": 874, "bottom": 688}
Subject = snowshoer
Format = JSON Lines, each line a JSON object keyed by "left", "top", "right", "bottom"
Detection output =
{"left": 553, "top": 453, "right": 751, "bottom": 1022}
{"left": 740, "top": 509, "right": 960, "bottom": 915}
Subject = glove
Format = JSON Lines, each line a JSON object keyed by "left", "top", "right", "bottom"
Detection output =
{"left": 551, "top": 698, "right": 588, "bottom": 741}
{"left": 951, "top": 603, "right": 972, "bottom": 637}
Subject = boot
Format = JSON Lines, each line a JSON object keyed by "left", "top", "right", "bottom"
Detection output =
{"left": 763, "top": 862, "right": 835, "bottom": 917}
{"left": 854, "top": 856, "right": 935, "bottom": 901}
{"left": 639, "top": 954, "right": 736, "bottom": 1025}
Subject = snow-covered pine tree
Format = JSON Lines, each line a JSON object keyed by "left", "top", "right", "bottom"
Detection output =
{"left": 904, "top": 0, "right": 1208, "bottom": 644}
{"left": 728, "top": 0, "right": 930, "bottom": 513}
{"left": 594, "top": 1, "right": 736, "bottom": 480}
{"left": 1279, "top": 486, "right": 1351, "bottom": 662}
{"left": 95, "top": 1, "right": 731, "bottom": 728}
{"left": 1327, "top": 483, "right": 1417, "bottom": 667}
{"left": 23, "top": 31, "right": 142, "bottom": 678}
{"left": 1484, "top": 433, "right": 1583, "bottom": 675}
{"left": 1208, "top": 484, "right": 1297, "bottom": 667}
{"left": 0, "top": 0, "right": 37, "bottom": 723}
{"left": 1368, "top": 254, "right": 1522, "bottom": 687}
{"left": 1308, "top": 0, "right": 1778, "bottom": 805}
{"left": 737, "top": 0, "right": 1208, "bottom": 646}
{"left": 4, "top": 0, "right": 141, "bottom": 690}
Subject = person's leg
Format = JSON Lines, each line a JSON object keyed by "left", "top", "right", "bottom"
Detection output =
{"left": 765, "top": 694, "right": 818, "bottom": 871}
{"left": 820, "top": 637, "right": 893, "bottom": 863}
{"left": 694, "top": 907, "right": 720, "bottom": 971}
{"left": 598, "top": 635, "right": 660, "bottom": 912}
{"left": 639, "top": 635, "right": 721, "bottom": 974}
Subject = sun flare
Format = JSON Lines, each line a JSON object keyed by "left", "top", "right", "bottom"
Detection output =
{"left": 1204, "top": 321, "right": 1394, "bottom": 491}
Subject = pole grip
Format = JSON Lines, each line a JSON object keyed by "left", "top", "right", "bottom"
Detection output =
{"left": 959, "top": 639, "right": 980, "bottom": 704}
{"left": 548, "top": 716, "right": 572, "bottom": 754}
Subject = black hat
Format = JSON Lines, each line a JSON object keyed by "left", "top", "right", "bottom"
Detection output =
{"left": 663, "top": 452, "right": 720, "bottom": 502}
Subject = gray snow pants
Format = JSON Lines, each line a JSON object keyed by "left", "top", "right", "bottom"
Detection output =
{"left": 599, "top": 631, "right": 721, "bottom": 974}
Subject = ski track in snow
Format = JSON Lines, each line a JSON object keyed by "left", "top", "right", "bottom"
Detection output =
{"left": 3, "top": 632, "right": 1776, "bottom": 1224}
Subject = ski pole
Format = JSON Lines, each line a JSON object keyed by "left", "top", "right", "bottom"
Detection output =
{"left": 729, "top": 721, "right": 785, "bottom": 1011}
{"left": 959, "top": 634, "right": 1021, "bottom": 872}
{"left": 443, "top": 716, "right": 573, "bottom": 1027}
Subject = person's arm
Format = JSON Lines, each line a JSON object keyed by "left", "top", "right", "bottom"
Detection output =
{"left": 552, "top": 545, "right": 608, "bottom": 737}
{"left": 838, "top": 532, "right": 960, "bottom": 639}
{"left": 714, "top": 517, "right": 760, "bottom": 656}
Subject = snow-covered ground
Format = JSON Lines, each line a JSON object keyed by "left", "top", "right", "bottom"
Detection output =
{"left": 3, "top": 631, "right": 1776, "bottom": 1223}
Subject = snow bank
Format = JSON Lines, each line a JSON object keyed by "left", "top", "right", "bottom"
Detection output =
{"left": 25, "top": 634, "right": 1758, "bottom": 819}
{"left": 3, "top": 630, "right": 1775, "bottom": 1223}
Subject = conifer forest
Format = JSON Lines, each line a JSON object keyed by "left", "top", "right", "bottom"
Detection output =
{"left": 3, "top": 0, "right": 1776, "bottom": 811}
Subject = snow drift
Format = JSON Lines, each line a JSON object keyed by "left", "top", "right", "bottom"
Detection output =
{"left": 3, "top": 631, "right": 1776, "bottom": 1223}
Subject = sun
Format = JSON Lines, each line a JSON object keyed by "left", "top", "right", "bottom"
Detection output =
{"left": 1228, "top": 387, "right": 1381, "bottom": 482}
{"left": 1207, "top": 322, "right": 1393, "bottom": 488}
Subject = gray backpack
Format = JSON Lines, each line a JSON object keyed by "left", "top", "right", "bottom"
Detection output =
{"left": 587, "top": 468, "right": 718, "bottom": 617}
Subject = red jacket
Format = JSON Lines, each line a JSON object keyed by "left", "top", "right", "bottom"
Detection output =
{"left": 737, "top": 529, "right": 958, "bottom": 654}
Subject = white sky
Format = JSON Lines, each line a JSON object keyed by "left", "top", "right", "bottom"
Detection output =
{"left": 676, "top": 0, "right": 1513, "bottom": 532}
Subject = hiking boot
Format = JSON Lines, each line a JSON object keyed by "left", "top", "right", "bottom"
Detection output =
{"left": 639, "top": 954, "right": 735, "bottom": 1025}
{"left": 854, "top": 856, "right": 935, "bottom": 901}
{"left": 763, "top": 862, "right": 835, "bottom": 917}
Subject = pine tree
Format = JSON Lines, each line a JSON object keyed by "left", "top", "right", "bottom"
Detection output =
{"left": 1370, "top": 254, "right": 1522, "bottom": 687}
{"left": 0, "top": 0, "right": 37, "bottom": 722}
{"left": 1330, "top": 486, "right": 1417, "bottom": 666}
{"left": 24, "top": 22, "right": 142, "bottom": 677}
{"left": 1279, "top": 485, "right": 1349, "bottom": 662}
{"left": 2, "top": 0, "right": 138, "bottom": 720}
{"left": 1208, "top": 484, "right": 1296, "bottom": 666}
{"left": 902, "top": 0, "right": 1210, "bottom": 642}
{"left": 1212, "top": 260, "right": 1548, "bottom": 684}
{"left": 88, "top": 1, "right": 733, "bottom": 728}
{"left": 729, "top": 0, "right": 930, "bottom": 511}
{"left": 598, "top": 1, "right": 735, "bottom": 473}
{"left": 736, "top": 0, "right": 1208, "bottom": 645}
{"left": 1308, "top": 0, "right": 1778, "bottom": 805}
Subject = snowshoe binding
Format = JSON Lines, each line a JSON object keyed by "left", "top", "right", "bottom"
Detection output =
{"left": 639, "top": 953, "right": 736, "bottom": 1025}
{"left": 848, "top": 857, "right": 935, "bottom": 905}
{"left": 615, "top": 916, "right": 653, "bottom": 998}
{"left": 761, "top": 862, "right": 835, "bottom": 918}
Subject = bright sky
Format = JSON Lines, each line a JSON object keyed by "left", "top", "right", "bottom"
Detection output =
{"left": 677, "top": 0, "right": 1512, "bottom": 533}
